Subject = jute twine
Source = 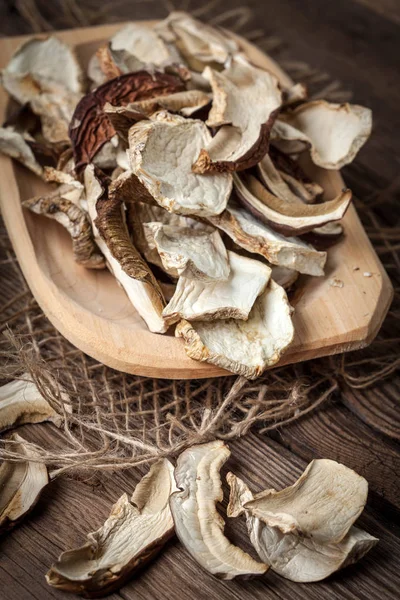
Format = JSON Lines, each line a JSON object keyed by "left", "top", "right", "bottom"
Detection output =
{"left": 0, "top": 0, "right": 399, "bottom": 477}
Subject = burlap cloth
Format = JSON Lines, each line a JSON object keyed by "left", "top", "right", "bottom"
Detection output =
{"left": 0, "top": 0, "right": 399, "bottom": 476}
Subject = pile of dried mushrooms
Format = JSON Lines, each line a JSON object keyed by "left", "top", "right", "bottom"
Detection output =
{"left": 0, "top": 375, "right": 377, "bottom": 595}
{"left": 0, "top": 12, "right": 372, "bottom": 378}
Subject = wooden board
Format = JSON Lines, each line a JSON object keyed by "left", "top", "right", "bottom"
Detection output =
{"left": 0, "top": 22, "right": 393, "bottom": 379}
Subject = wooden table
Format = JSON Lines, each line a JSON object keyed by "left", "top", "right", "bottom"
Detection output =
{"left": 0, "top": 1, "right": 399, "bottom": 599}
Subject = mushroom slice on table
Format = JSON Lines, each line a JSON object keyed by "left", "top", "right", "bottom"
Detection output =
{"left": 0, "top": 127, "right": 43, "bottom": 176}
{"left": 0, "top": 433, "right": 48, "bottom": 533}
{"left": 207, "top": 204, "right": 327, "bottom": 276}
{"left": 143, "top": 222, "right": 229, "bottom": 281}
{"left": 155, "top": 11, "right": 238, "bottom": 72}
{"left": 0, "top": 373, "right": 70, "bottom": 432}
{"left": 129, "top": 111, "right": 232, "bottom": 217}
{"left": 272, "top": 100, "right": 372, "bottom": 169}
{"left": 1, "top": 37, "right": 83, "bottom": 143}
{"left": 227, "top": 472, "right": 378, "bottom": 583}
{"left": 170, "top": 440, "right": 268, "bottom": 579}
{"left": 244, "top": 459, "right": 369, "bottom": 544}
{"left": 46, "top": 459, "right": 176, "bottom": 597}
{"left": 104, "top": 90, "right": 211, "bottom": 139}
{"left": 164, "top": 251, "right": 270, "bottom": 323}
{"left": 192, "top": 57, "right": 282, "bottom": 173}
{"left": 176, "top": 279, "right": 294, "bottom": 378}
{"left": 234, "top": 173, "right": 352, "bottom": 236}
{"left": 85, "top": 165, "right": 167, "bottom": 333}
{"left": 69, "top": 71, "right": 184, "bottom": 175}
{"left": 23, "top": 185, "right": 105, "bottom": 269}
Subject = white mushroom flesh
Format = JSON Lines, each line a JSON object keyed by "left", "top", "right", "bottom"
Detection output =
{"left": 170, "top": 440, "right": 268, "bottom": 579}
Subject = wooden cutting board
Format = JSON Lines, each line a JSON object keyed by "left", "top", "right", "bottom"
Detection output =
{"left": 0, "top": 22, "right": 393, "bottom": 379}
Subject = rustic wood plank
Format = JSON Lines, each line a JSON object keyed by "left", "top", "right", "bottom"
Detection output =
{"left": 269, "top": 402, "right": 400, "bottom": 510}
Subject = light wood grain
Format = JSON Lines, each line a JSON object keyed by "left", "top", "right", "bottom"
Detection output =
{"left": 0, "top": 22, "right": 393, "bottom": 378}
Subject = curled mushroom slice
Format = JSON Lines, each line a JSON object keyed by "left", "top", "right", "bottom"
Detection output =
{"left": 46, "top": 459, "right": 176, "bottom": 596}
{"left": 170, "top": 440, "right": 268, "bottom": 579}
{"left": 0, "top": 127, "right": 43, "bottom": 176}
{"left": 257, "top": 154, "right": 308, "bottom": 205}
{"left": 69, "top": 71, "right": 184, "bottom": 175}
{"left": 208, "top": 204, "right": 326, "bottom": 276}
{"left": 269, "top": 146, "right": 323, "bottom": 204}
{"left": 227, "top": 472, "right": 378, "bottom": 583}
{"left": 155, "top": 11, "right": 238, "bottom": 72}
{"left": 85, "top": 165, "right": 167, "bottom": 333}
{"left": 176, "top": 279, "right": 294, "bottom": 378}
{"left": 192, "top": 57, "right": 281, "bottom": 173}
{"left": 129, "top": 111, "right": 232, "bottom": 217}
{"left": 164, "top": 251, "right": 270, "bottom": 323}
{"left": 0, "top": 373, "right": 70, "bottom": 432}
{"left": 143, "top": 222, "right": 229, "bottom": 281}
{"left": 0, "top": 433, "right": 48, "bottom": 533}
{"left": 104, "top": 90, "right": 211, "bottom": 139}
{"left": 244, "top": 459, "right": 368, "bottom": 544}
{"left": 1, "top": 37, "right": 83, "bottom": 143}
{"left": 235, "top": 173, "right": 352, "bottom": 236}
{"left": 273, "top": 101, "right": 372, "bottom": 169}
{"left": 23, "top": 186, "right": 105, "bottom": 269}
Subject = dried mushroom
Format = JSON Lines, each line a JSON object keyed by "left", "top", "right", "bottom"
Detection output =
{"left": 0, "top": 373, "right": 69, "bottom": 432}
{"left": 1, "top": 37, "right": 83, "bottom": 143}
{"left": 47, "top": 459, "right": 176, "bottom": 597}
{"left": 208, "top": 203, "right": 326, "bottom": 276}
{"left": 235, "top": 173, "right": 352, "bottom": 236}
{"left": 0, "top": 433, "right": 48, "bottom": 533}
{"left": 0, "top": 127, "right": 43, "bottom": 176}
{"left": 192, "top": 57, "right": 281, "bottom": 173}
{"left": 273, "top": 101, "right": 372, "bottom": 169}
{"left": 170, "top": 440, "right": 268, "bottom": 579}
{"left": 109, "top": 22, "right": 178, "bottom": 69}
{"left": 23, "top": 186, "right": 105, "bottom": 269}
{"left": 164, "top": 251, "right": 271, "bottom": 323}
{"left": 143, "top": 222, "right": 229, "bottom": 281}
{"left": 129, "top": 111, "right": 232, "bottom": 217}
{"left": 270, "top": 265, "right": 299, "bottom": 289}
{"left": 70, "top": 71, "right": 185, "bottom": 175}
{"left": 227, "top": 470, "right": 378, "bottom": 583}
{"left": 244, "top": 459, "right": 368, "bottom": 543}
{"left": 269, "top": 146, "right": 323, "bottom": 204}
{"left": 155, "top": 12, "right": 238, "bottom": 72}
{"left": 85, "top": 165, "right": 167, "bottom": 333}
{"left": 176, "top": 279, "right": 294, "bottom": 378}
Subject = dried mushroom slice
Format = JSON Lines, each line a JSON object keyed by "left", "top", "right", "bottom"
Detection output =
{"left": 0, "top": 127, "right": 43, "bottom": 176}
{"left": 270, "top": 265, "right": 299, "bottom": 289}
{"left": 176, "top": 279, "right": 294, "bottom": 378}
{"left": 70, "top": 71, "right": 185, "bottom": 175}
{"left": 0, "top": 433, "right": 48, "bottom": 533}
{"left": 257, "top": 154, "right": 308, "bottom": 205}
{"left": 104, "top": 90, "right": 211, "bottom": 139}
{"left": 274, "top": 100, "right": 372, "bottom": 169}
{"left": 23, "top": 186, "right": 105, "bottom": 269}
{"left": 85, "top": 165, "right": 167, "bottom": 333}
{"left": 0, "top": 373, "right": 69, "bottom": 432}
{"left": 1, "top": 37, "right": 83, "bottom": 143}
{"left": 235, "top": 173, "right": 352, "bottom": 236}
{"left": 129, "top": 112, "right": 232, "bottom": 217}
{"left": 164, "top": 251, "right": 270, "bottom": 323}
{"left": 208, "top": 204, "right": 327, "bottom": 276}
{"left": 244, "top": 459, "right": 368, "bottom": 544}
{"left": 170, "top": 440, "right": 268, "bottom": 579}
{"left": 269, "top": 146, "right": 323, "bottom": 204}
{"left": 47, "top": 459, "right": 176, "bottom": 597}
{"left": 227, "top": 473, "right": 378, "bottom": 583}
{"left": 155, "top": 11, "right": 238, "bottom": 72}
{"left": 192, "top": 57, "right": 282, "bottom": 173}
{"left": 143, "top": 222, "right": 229, "bottom": 281}
{"left": 110, "top": 22, "right": 177, "bottom": 68}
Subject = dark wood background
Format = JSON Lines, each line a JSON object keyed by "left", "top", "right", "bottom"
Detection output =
{"left": 0, "top": 1, "right": 399, "bottom": 599}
